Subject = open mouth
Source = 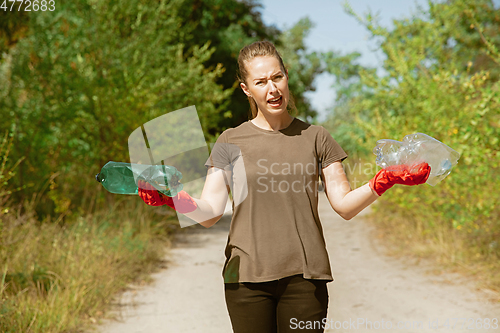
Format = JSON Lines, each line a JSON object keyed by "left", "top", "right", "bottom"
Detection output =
{"left": 267, "top": 96, "right": 283, "bottom": 107}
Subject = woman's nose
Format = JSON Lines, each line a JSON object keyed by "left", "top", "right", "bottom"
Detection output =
{"left": 268, "top": 80, "right": 278, "bottom": 92}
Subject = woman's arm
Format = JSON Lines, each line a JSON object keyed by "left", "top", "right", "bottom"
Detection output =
{"left": 183, "top": 166, "right": 231, "bottom": 228}
{"left": 320, "top": 161, "right": 379, "bottom": 220}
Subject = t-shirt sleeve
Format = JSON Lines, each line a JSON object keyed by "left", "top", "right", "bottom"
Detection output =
{"left": 204, "top": 129, "right": 239, "bottom": 171}
{"left": 318, "top": 126, "right": 348, "bottom": 168}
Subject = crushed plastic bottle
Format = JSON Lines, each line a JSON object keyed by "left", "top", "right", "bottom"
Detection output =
{"left": 373, "top": 133, "right": 460, "bottom": 186}
{"left": 95, "top": 161, "right": 183, "bottom": 196}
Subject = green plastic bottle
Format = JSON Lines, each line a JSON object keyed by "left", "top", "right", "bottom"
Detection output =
{"left": 95, "top": 161, "right": 183, "bottom": 197}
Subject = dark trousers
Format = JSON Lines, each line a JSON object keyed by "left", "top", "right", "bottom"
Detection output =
{"left": 224, "top": 274, "right": 329, "bottom": 333}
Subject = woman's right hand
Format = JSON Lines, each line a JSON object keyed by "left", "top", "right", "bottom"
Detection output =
{"left": 138, "top": 167, "right": 230, "bottom": 227}
{"left": 138, "top": 180, "right": 199, "bottom": 213}
{"left": 137, "top": 180, "right": 172, "bottom": 206}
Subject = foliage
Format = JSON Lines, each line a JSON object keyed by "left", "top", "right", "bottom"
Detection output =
{"left": 176, "top": 0, "right": 280, "bottom": 130}
{"left": 0, "top": 2, "right": 30, "bottom": 57}
{"left": 0, "top": 0, "right": 232, "bottom": 218}
{"left": 0, "top": 131, "right": 26, "bottom": 199}
{"left": 0, "top": 0, "right": 325, "bottom": 220}
{"left": 321, "top": 50, "right": 376, "bottom": 156}
{"left": 325, "top": 0, "right": 500, "bottom": 276}
{"left": 176, "top": 0, "right": 324, "bottom": 129}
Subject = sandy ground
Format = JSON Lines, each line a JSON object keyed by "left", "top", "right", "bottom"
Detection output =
{"left": 97, "top": 192, "right": 500, "bottom": 333}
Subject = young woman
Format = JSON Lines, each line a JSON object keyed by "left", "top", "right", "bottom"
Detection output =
{"left": 137, "top": 41, "right": 430, "bottom": 333}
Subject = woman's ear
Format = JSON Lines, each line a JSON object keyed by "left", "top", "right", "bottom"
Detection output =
{"left": 285, "top": 69, "right": 289, "bottom": 80}
{"left": 240, "top": 82, "right": 251, "bottom": 97}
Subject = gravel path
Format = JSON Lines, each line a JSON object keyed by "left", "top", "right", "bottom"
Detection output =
{"left": 98, "top": 192, "right": 500, "bottom": 333}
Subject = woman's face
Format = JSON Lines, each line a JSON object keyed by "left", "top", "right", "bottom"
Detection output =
{"left": 240, "top": 56, "right": 289, "bottom": 117}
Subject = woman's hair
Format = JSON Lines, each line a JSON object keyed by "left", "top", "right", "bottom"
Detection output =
{"left": 237, "top": 40, "right": 298, "bottom": 119}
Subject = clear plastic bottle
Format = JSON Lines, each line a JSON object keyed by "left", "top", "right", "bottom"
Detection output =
{"left": 373, "top": 133, "right": 460, "bottom": 186}
{"left": 95, "top": 161, "right": 183, "bottom": 196}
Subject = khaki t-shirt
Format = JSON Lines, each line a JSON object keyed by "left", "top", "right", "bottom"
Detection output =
{"left": 204, "top": 117, "right": 347, "bottom": 283}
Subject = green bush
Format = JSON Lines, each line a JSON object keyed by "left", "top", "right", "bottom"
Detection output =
{"left": 324, "top": 0, "right": 499, "bottom": 289}
{"left": 0, "top": 194, "right": 177, "bottom": 333}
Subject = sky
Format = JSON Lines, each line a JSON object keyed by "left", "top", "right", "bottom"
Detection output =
{"left": 254, "top": 0, "right": 432, "bottom": 122}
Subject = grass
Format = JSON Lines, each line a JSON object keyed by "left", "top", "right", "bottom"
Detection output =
{"left": 0, "top": 193, "right": 179, "bottom": 333}
{"left": 365, "top": 203, "right": 500, "bottom": 299}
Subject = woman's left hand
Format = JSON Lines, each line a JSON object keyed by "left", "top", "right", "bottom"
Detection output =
{"left": 369, "top": 162, "right": 431, "bottom": 196}
{"left": 321, "top": 161, "right": 430, "bottom": 220}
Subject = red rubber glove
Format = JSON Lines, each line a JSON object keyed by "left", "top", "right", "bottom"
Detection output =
{"left": 369, "top": 162, "right": 431, "bottom": 196}
{"left": 137, "top": 180, "right": 198, "bottom": 214}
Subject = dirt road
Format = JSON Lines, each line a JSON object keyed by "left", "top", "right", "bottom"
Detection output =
{"left": 98, "top": 192, "right": 499, "bottom": 333}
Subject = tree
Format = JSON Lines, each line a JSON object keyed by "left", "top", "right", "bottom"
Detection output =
{"left": 0, "top": 2, "right": 30, "bottom": 57}
{"left": 0, "top": 0, "right": 231, "bottom": 217}
{"left": 0, "top": 0, "right": 327, "bottom": 219}
{"left": 176, "top": 0, "right": 280, "bottom": 131}
{"left": 321, "top": 49, "right": 376, "bottom": 156}
{"left": 176, "top": 1, "right": 324, "bottom": 129}
{"left": 325, "top": 0, "right": 500, "bottom": 247}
